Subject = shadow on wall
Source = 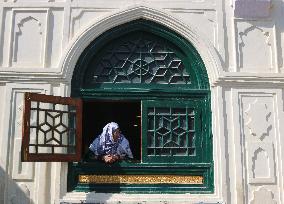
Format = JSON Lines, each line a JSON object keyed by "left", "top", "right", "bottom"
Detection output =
{"left": 0, "top": 165, "right": 34, "bottom": 204}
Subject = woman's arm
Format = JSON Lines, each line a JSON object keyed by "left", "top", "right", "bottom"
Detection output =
{"left": 118, "top": 137, "right": 133, "bottom": 159}
{"left": 89, "top": 137, "right": 100, "bottom": 155}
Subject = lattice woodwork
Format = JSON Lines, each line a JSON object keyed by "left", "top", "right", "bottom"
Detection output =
{"left": 147, "top": 106, "right": 196, "bottom": 156}
{"left": 22, "top": 93, "right": 82, "bottom": 162}
{"left": 92, "top": 32, "right": 191, "bottom": 84}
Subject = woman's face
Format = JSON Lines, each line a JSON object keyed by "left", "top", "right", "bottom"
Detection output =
{"left": 112, "top": 128, "right": 121, "bottom": 141}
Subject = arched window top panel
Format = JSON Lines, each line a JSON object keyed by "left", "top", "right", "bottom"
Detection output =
{"left": 72, "top": 20, "right": 209, "bottom": 96}
{"left": 90, "top": 31, "right": 190, "bottom": 85}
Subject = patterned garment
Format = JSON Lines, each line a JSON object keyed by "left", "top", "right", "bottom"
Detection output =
{"left": 89, "top": 122, "right": 133, "bottom": 159}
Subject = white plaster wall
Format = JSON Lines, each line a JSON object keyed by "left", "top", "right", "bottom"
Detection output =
{"left": 0, "top": 0, "right": 283, "bottom": 204}
{"left": 0, "top": 84, "right": 6, "bottom": 204}
{"left": 224, "top": 87, "right": 284, "bottom": 204}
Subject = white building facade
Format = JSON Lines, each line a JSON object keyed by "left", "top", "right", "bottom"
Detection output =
{"left": 0, "top": 0, "right": 283, "bottom": 204}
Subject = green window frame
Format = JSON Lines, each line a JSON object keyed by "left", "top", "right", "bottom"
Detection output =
{"left": 68, "top": 19, "right": 213, "bottom": 193}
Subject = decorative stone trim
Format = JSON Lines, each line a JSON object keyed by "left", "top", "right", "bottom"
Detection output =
{"left": 79, "top": 175, "right": 203, "bottom": 184}
{"left": 60, "top": 192, "right": 225, "bottom": 204}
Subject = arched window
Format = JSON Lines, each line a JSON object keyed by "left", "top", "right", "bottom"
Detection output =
{"left": 22, "top": 20, "right": 213, "bottom": 193}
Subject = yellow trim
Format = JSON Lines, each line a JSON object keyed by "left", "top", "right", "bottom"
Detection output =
{"left": 79, "top": 175, "right": 203, "bottom": 184}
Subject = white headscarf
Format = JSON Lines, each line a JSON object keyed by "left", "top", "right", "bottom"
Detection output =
{"left": 99, "top": 122, "right": 119, "bottom": 146}
{"left": 89, "top": 122, "right": 133, "bottom": 158}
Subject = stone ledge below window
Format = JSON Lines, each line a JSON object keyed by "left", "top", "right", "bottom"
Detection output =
{"left": 60, "top": 192, "right": 224, "bottom": 204}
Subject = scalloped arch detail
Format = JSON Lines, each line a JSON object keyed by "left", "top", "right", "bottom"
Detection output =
{"left": 59, "top": 6, "right": 221, "bottom": 86}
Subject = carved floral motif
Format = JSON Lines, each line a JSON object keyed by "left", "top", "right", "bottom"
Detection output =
{"left": 245, "top": 99, "right": 272, "bottom": 140}
{"left": 250, "top": 187, "right": 277, "bottom": 204}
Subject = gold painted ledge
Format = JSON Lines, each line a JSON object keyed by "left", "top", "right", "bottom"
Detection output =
{"left": 79, "top": 175, "right": 203, "bottom": 184}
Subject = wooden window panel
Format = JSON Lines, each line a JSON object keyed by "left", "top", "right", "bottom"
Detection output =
{"left": 21, "top": 93, "right": 82, "bottom": 162}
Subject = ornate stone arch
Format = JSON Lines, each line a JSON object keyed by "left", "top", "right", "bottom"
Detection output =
{"left": 59, "top": 6, "right": 222, "bottom": 86}
{"left": 58, "top": 5, "right": 224, "bottom": 201}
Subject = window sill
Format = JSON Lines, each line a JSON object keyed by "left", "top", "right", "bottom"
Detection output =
{"left": 67, "top": 161, "right": 213, "bottom": 193}
{"left": 76, "top": 160, "right": 212, "bottom": 168}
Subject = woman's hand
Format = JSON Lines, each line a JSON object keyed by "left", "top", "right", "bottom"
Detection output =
{"left": 102, "top": 155, "right": 113, "bottom": 163}
{"left": 112, "top": 155, "right": 120, "bottom": 162}
{"left": 102, "top": 155, "right": 120, "bottom": 163}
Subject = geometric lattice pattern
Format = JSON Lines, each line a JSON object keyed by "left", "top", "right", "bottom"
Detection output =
{"left": 29, "top": 102, "right": 77, "bottom": 154}
{"left": 147, "top": 106, "right": 195, "bottom": 156}
{"left": 92, "top": 32, "right": 191, "bottom": 84}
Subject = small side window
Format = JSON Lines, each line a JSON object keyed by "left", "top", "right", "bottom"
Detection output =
{"left": 21, "top": 93, "right": 82, "bottom": 162}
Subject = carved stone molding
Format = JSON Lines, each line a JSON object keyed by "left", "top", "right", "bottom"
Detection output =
{"left": 235, "top": 91, "right": 281, "bottom": 203}
{"left": 61, "top": 6, "right": 221, "bottom": 86}
{"left": 9, "top": 9, "right": 50, "bottom": 68}
{"left": 244, "top": 99, "right": 272, "bottom": 140}
{"left": 70, "top": 8, "right": 115, "bottom": 39}
{"left": 247, "top": 142, "right": 275, "bottom": 184}
{"left": 239, "top": 26, "right": 271, "bottom": 48}
{"left": 250, "top": 187, "right": 277, "bottom": 204}
{"left": 16, "top": 16, "right": 43, "bottom": 35}
{"left": 237, "top": 24, "right": 273, "bottom": 71}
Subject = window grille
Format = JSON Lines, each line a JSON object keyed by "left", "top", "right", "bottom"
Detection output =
{"left": 142, "top": 100, "right": 202, "bottom": 163}
{"left": 22, "top": 93, "right": 82, "bottom": 162}
{"left": 91, "top": 32, "right": 191, "bottom": 85}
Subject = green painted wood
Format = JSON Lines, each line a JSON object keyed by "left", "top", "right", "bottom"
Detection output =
{"left": 69, "top": 19, "right": 213, "bottom": 193}
{"left": 141, "top": 99, "right": 203, "bottom": 163}
{"left": 68, "top": 161, "right": 212, "bottom": 193}
{"left": 71, "top": 19, "right": 209, "bottom": 96}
